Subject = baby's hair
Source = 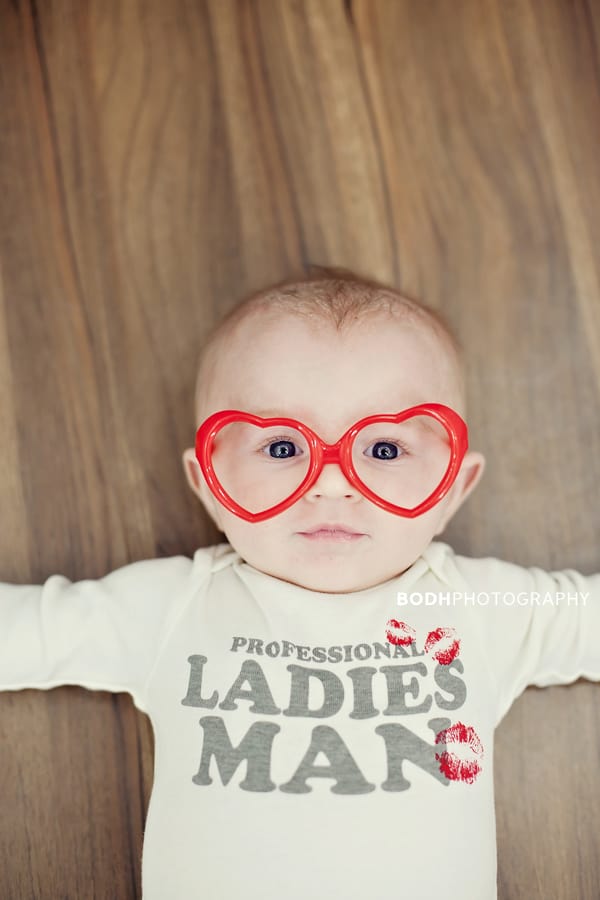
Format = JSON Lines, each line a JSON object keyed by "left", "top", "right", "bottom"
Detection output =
{"left": 194, "top": 265, "right": 466, "bottom": 423}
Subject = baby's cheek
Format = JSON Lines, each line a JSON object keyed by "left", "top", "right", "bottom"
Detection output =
{"left": 385, "top": 510, "right": 445, "bottom": 557}
{"left": 218, "top": 515, "right": 276, "bottom": 560}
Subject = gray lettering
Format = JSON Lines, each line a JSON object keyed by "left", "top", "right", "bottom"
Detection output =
{"left": 433, "top": 658, "right": 466, "bottom": 710}
{"left": 346, "top": 667, "right": 379, "bottom": 719}
{"left": 192, "top": 716, "right": 279, "bottom": 792}
{"left": 279, "top": 725, "right": 375, "bottom": 794}
{"left": 282, "top": 665, "right": 344, "bottom": 718}
{"left": 181, "top": 655, "right": 218, "bottom": 709}
{"left": 376, "top": 717, "right": 452, "bottom": 790}
{"left": 246, "top": 638, "right": 264, "bottom": 656}
{"left": 380, "top": 663, "right": 432, "bottom": 715}
{"left": 218, "top": 660, "right": 280, "bottom": 714}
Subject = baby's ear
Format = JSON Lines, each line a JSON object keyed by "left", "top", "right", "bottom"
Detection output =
{"left": 181, "top": 448, "right": 224, "bottom": 530}
{"left": 434, "top": 450, "right": 485, "bottom": 533}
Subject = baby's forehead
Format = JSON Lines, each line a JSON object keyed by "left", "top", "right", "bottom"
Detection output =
{"left": 201, "top": 308, "right": 465, "bottom": 421}
{"left": 221, "top": 305, "right": 448, "bottom": 359}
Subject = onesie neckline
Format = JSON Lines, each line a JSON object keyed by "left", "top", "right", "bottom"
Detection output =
{"left": 210, "top": 540, "right": 454, "bottom": 602}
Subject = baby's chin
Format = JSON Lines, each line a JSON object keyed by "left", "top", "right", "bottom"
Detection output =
{"left": 244, "top": 553, "right": 412, "bottom": 595}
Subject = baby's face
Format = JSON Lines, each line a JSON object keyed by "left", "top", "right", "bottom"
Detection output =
{"left": 184, "top": 311, "right": 483, "bottom": 593}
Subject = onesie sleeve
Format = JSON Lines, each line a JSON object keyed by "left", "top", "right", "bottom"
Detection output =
{"left": 0, "top": 549, "right": 213, "bottom": 712}
{"left": 447, "top": 550, "right": 600, "bottom": 723}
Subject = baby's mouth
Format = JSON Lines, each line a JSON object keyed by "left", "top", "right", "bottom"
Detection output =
{"left": 297, "top": 523, "right": 366, "bottom": 542}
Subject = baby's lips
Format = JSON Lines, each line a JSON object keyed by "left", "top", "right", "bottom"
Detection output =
{"left": 385, "top": 619, "right": 416, "bottom": 647}
{"left": 424, "top": 626, "right": 460, "bottom": 665}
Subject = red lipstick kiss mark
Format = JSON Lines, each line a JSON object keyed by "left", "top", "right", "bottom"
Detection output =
{"left": 435, "top": 722, "right": 483, "bottom": 784}
{"left": 385, "top": 619, "right": 416, "bottom": 647}
{"left": 424, "top": 626, "right": 460, "bottom": 665}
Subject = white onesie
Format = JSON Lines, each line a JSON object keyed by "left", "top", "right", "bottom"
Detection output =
{"left": 1, "top": 540, "right": 598, "bottom": 899}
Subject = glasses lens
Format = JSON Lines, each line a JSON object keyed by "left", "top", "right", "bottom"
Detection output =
{"left": 351, "top": 415, "right": 452, "bottom": 511}
{"left": 210, "top": 420, "right": 312, "bottom": 515}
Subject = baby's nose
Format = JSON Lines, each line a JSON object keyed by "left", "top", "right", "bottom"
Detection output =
{"left": 306, "top": 463, "right": 361, "bottom": 501}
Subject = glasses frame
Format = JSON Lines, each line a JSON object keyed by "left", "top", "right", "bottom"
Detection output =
{"left": 195, "top": 403, "right": 469, "bottom": 523}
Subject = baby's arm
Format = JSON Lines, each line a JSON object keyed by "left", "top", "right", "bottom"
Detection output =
{"left": 0, "top": 553, "right": 196, "bottom": 711}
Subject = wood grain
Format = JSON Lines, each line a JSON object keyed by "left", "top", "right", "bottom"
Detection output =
{"left": 0, "top": 0, "right": 599, "bottom": 896}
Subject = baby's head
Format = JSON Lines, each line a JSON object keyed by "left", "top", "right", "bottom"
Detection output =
{"left": 183, "top": 268, "right": 484, "bottom": 593}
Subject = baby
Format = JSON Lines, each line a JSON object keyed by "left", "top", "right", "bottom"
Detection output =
{"left": 2, "top": 268, "right": 599, "bottom": 900}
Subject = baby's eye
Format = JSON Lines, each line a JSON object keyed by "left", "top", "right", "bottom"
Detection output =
{"left": 258, "top": 437, "right": 304, "bottom": 459}
{"left": 365, "top": 440, "right": 407, "bottom": 461}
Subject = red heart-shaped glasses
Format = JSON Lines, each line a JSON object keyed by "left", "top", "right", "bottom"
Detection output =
{"left": 195, "top": 403, "right": 468, "bottom": 523}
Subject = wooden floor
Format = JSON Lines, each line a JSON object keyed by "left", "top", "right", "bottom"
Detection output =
{"left": 1, "top": 0, "right": 599, "bottom": 896}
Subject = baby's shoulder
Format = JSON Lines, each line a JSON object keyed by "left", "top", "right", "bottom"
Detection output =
{"left": 425, "top": 540, "right": 544, "bottom": 589}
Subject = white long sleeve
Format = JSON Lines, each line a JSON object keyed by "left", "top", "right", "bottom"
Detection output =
{"left": 0, "top": 551, "right": 203, "bottom": 712}
{"left": 440, "top": 551, "right": 600, "bottom": 722}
